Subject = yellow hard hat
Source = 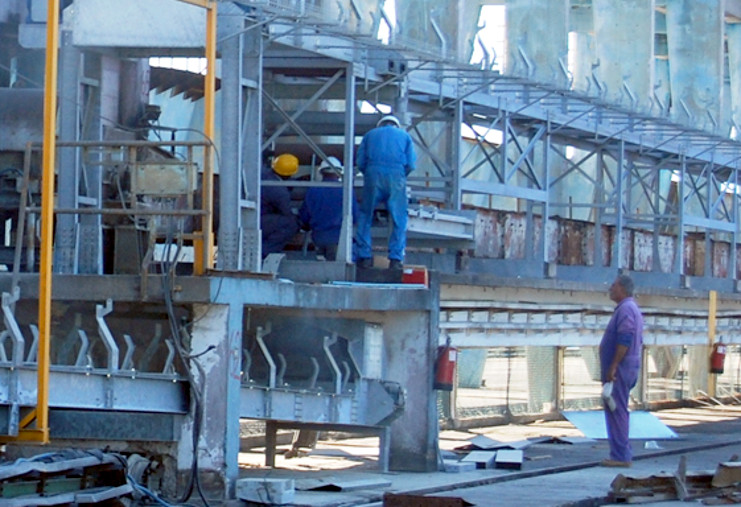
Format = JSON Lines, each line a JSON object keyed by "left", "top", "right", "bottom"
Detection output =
{"left": 272, "top": 153, "right": 299, "bottom": 177}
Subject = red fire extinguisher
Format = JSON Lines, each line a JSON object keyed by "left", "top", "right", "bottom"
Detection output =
{"left": 434, "top": 339, "right": 458, "bottom": 391}
{"left": 710, "top": 338, "right": 726, "bottom": 374}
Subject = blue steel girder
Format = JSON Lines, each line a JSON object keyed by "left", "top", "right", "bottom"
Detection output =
{"left": 548, "top": 143, "right": 600, "bottom": 189}
{"left": 262, "top": 68, "right": 346, "bottom": 150}
{"left": 461, "top": 132, "right": 503, "bottom": 181}
{"left": 410, "top": 123, "right": 451, "bottom": 179}
{"left": 682, "top": 162, "right": 737, "bottom": 227}
{"left": 229, "top": 5, "right": 741, "bottom": 273}
{"left": 504, "top": 123, "right": 545, "bottom": 188}
{"left": 253, "top": 3, "right": 741, "bottom": 172}
{"left": 464, "top": 122, "right": 546, "bottom": 190}
{"left": 0, "top": 366, "right": 187, "bottom": 413}
{"left": 431, "top": 75, "right": 741, "bottom": 170}
{"left": 627, "top": 163, "right": 672, "bottom": 217}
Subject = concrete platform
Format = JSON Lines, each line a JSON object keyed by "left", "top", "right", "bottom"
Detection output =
{"left": 237, "top": 405, "right": 741, "bottom": 506}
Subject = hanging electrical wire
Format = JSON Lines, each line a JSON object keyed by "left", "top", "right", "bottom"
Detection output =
{"left": 158, "top": 214, "right": 213, "bottom": 507}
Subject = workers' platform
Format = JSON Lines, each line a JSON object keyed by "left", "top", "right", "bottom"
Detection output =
{"left": 237, "top": 404, "right": 741, "bottom": 506}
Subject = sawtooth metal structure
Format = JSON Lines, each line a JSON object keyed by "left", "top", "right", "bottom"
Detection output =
{"left": 1, "top": 0, "right": 741, "bottom": 500}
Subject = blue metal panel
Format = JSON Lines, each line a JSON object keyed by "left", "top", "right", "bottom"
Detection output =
{"left": 0, "top": 367, "right": 187, "bottom": 413}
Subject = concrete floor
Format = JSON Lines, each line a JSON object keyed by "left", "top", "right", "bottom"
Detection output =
{"left": 237, "top": 405, "right": 741, "bottom": 506}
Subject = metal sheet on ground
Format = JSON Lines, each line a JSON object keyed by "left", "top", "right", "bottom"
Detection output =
{"left": 468, "top": 435, "right": 533, "bottom": 450}
{"left": 295, "top": 476, "right": 392, "bottom": 491}
{"left": 562, "top": 410, "right": 679, "bottom": 439}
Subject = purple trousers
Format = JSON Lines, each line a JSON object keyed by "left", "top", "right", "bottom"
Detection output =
{"left": 604, "top": 363, "right": 639, "bottom": 462}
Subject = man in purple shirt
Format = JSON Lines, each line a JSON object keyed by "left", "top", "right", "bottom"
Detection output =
{"left": 599, "top": 274, "right": 643, "bottom": 467}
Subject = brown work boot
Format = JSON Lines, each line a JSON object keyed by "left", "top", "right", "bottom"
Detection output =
{"left": 600, "top": 458, "right": 631, "bottom": 468}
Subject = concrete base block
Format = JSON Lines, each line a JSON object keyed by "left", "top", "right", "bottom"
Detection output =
{"left": 461, "top": 450, "right": 497, "bottom": 469}
{"left": 236, "top": 477, "right": 295, "bottom": 505}
{"left": 495, "top": 449, "right": 524, "bottom": 470}
{"left": 443, "top": 459, "right": 477, "bottom": 473}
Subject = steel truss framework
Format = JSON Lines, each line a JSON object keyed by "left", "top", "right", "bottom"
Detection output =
{"left": 213, "top": 3, "right": 741, "bottom": 291}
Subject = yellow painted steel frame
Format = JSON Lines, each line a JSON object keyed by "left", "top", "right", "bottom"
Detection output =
{"left": 15, "top": 0, "right": 60, "bottom": 444}
{"left": 13, "top": 0, "right": 216, "bottom": 443}
{"left": 708, "top": 290, "right": 717, "bottom": 397}
{"left": 193, "top": 0, "right": 217, "bottom": 274}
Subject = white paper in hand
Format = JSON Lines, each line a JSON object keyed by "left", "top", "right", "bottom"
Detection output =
{"left": 602, "top": 381, "right": 616, "bottom": 411}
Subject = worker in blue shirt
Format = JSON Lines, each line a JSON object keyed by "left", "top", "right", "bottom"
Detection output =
{"left": 298, "top": 157, "right": 356, "bottom": 261}
{"left": 261, "top": 153, "right": 300, "bottom": 256}
{"left": 354, "top": 115, "right": 416, "bottom": 270}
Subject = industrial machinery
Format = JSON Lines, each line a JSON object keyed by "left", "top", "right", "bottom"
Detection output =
{"left": 2, "top": 0, "right": 741, "bottom": 503}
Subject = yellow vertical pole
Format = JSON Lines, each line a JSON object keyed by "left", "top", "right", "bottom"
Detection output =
{"left": 32, "top": 0, "right": 60, "bottom": 443}
{"left": 195, "top": 0, "right": 216, "bottom": 274}
{"left": 708, "top": 290, "right": 717, "bottom": 397}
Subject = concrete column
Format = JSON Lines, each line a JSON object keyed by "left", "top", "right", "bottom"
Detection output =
{"left": 665, "top": 0, "right": 724, "bottom": 131}
{"left": 385, "top": 306, "right": 438, "bottom": 471}
{"left": 321, "top": 0, "right": 378, "bottom": 35}
{"left": 182, "top": 301, "right": 243, "bottom": 497}
{"left": 505, "top": 0, "right": 568, "bottom": 84}
{"left": 395, "top": 0, "right": 480, "bottom": 62}
{"left": 592, "top": 0, "right": 654, "bottom": 108}
{"left": 346, "top": 0, "right": 382, "bottom": 35}
{"left": 726, "top": 23, "right": 741, "bottom": 135}
{"left": 118, "top": 59, "right": 149, "bottom": 130}
{"left": 654, "top": 10, "right": 671, "bottom": 115}
{"left": 569, "top": 3, "right": 595, "bottom": 93}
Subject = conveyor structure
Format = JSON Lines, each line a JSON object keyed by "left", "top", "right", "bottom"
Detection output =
{"left": 2, "top": 0, "right": 741, "bottom": 502}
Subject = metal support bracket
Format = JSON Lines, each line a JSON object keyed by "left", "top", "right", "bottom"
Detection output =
{"left": 96, "top": 299, "right": 119, "bottom": 372}
{"left": 256, "top": 324, "right": 276, "bottom": 389}
{"left": 323, "top": 333, "right": 342, "bottom": 394}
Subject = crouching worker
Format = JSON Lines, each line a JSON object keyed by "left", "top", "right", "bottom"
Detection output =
{"left": 298, "top": 156, "right": 356, "bottom": 261}
{"left": 261, "top": 153, "right": 300, "bottom": 256}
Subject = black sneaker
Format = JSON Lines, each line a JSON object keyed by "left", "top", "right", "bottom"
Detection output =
{"left": 357, "top": 258, "right": 373, "bottom": 269}
{"left": 388, "top": 259, "right": 403, "bottom": 270}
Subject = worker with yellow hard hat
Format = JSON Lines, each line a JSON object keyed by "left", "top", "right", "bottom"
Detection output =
{"left": 261, "top": 152, "right": 300, "bottom": 255}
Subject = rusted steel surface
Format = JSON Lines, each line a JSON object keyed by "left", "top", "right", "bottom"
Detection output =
{"left": 712, "top": 241, "right": 729, "bottom": 278}
{"left": 657, "top": 234, "right": 675, "bottom": 273}
{"left": 601, "top": 225, "right": 612, "bottom": 267}
{"left": 583, "top": 223, "right": 595, "bottom": 266}
{"left": 473, "top": 210, "right": 502, "bottom": 258}
{"left": 503, "top": 213, "right": 526, "bottom": 259}
{"left": 633, "top": 230, "right": 653, "bottom": 271}
{"left": 559, "top": 219, "right": 586, "bottom": 265}
{"left": 618, "top": 229, "right": 633, "bottom": 269}
{"left": 685, "top": 234, "right": 704, "bottom": 276}
{"left": 468, "top": 209, "right": 729, "bottom": 278}
{"left": 534, "top": 217, "right": 559, "bottom": 263}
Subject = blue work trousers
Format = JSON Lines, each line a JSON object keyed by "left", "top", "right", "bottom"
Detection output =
{"left": 604, "top": 361, "right": 639, "bottom": 462}
{"left": 354, "top": 170, "right": 407, "bottom": 261}
{"left": 262, "top": 213, "right": 298, "bottom": 255}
